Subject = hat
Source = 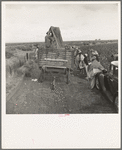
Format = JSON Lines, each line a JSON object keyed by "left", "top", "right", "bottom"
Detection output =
{"left": 84, "top": 53, "right": 88, "bottom": 57}
{"left": 78, "top": 50, "right": 82, "bottom": 53}
{"left": 91, "top": 56, "right": 96, "bottom": 61}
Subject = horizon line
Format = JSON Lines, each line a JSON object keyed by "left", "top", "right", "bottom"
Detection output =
{"left": 5, "top": 39, "right": 118, "bottom": 44}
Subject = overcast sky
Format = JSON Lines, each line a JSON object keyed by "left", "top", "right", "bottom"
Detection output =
{"left": 4, "top": 2, "right": 119, "bottom": 43}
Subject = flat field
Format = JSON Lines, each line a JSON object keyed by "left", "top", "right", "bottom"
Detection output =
{"left": 6, "top": 40, "right": 118, "bottom": 67}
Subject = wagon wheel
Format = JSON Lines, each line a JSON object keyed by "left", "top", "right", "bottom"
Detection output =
{"left": 66, "top": 68, "right": 69, "bottom": 84}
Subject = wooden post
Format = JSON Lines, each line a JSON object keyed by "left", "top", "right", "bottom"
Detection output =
{"left": 65, "top": 48, "right": 66, "bottom": 60}
{"left": 66, "top": 68, "right": 69, "bottom": 84}
{"left": 38, "top": 68, "right": 43, "bottom": 83}
{"left": 72, "top": 51, "right": 74, "bottom": 69}
{"left": 52, "top": 76, "right": 56, "bottom": 90}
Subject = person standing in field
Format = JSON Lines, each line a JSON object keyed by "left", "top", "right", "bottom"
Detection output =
{"left": 78, "top": 50, "right": 86, "bottom": 74}
{"left": 33, "top": 45, "right": 39, "bottom": 59}
{"left": 89, "top": 49, "right": 99, "bottom": 62}
{"left": 87, "top": 55, "right": 104, "bottom": 89}
{"left": 35, "top": 45, "right": 39, "bottom": 59}
{"left": 83, "top": 53, "right": 89, "bottom": 79}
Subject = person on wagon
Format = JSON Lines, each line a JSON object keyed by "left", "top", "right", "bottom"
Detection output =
{"left": 35, "top": 45, "right": 39, "bottom": 59}
{"left": 45, "top": 31, "right": 55, "bottom": 48}
{"left": 78, "top": 50, "right": 85, "bottom": 74}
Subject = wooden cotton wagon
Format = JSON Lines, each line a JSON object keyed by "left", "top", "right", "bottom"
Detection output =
{"left": 38, "top": 26, "right": 74, "bottom": 89}
{"left": 38, "top": 48, "right": 73, "bottom": 88}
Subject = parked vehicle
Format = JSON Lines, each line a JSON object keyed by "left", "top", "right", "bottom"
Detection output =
{"left": 95, "top": 61, "right": 118, "bottom": 111}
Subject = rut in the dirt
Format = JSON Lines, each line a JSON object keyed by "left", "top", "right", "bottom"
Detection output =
{"left": 6, "top": 73, "right": 117, "bottom": 114}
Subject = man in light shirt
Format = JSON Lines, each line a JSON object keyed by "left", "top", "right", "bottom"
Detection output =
{"left": 33, "top": 45, "right": 39, "bottom": 60}
{"left": 88, "top": 55, "right": 104, "bottom": 89}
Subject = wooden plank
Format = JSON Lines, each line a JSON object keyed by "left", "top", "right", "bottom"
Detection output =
{"left": 44, "top": 58, "right": 68, "bottom": 62}
{"left": 38, "top": 48, "right": 74, "bottom": 69}
{"left": 43, "top": 65, "right": 67, "bottom": 69}
{"left": 46, "top": 69, "right": 66, "bottom": 74}
{"left": 44, "top": 67, "right": 67, "bottom": 75}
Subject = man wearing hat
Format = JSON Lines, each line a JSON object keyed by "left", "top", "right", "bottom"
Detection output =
{"left": 78, "top": 50, "right": 85, "bottom": 74}
{"left": 32, "top": 44, "right": 39, "bottom": 60}
{"left": 35, "top": 45, "right": 39, "bottom": 59}
{"left": 88, "top": 55, "right": 104, "bottom": 89}
{"left": 45, "top": 31, "right": 55, "bottom": 48}
{"left": 89, "top": 49, "right": 99, "bottom": 62}
{"left": 83, "top": 53, "right": 89, "bottom": 79}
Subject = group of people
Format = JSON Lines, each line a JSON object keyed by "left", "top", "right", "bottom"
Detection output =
{"left": 74, "top": 48, "right": 105, "bottom": 89}
{"left": 33, "top": 43, "right": 105, "bottom": 89}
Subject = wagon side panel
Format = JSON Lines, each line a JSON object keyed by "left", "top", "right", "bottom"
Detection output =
{"left": 38, "top": 48, "right": 74, "bottom": 69}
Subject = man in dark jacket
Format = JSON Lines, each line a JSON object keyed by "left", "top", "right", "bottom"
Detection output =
{"left": 45, "top": 31, "right": 54, "bottom": 48}
{"left": 84, "top": 54, "right": 88, "bottom": 66}
{"left": 83, "top": 54, "right": 89, "bottom": 79}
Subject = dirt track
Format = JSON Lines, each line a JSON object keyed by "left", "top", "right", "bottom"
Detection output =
{"left": 6, "top": 70, "right": 117, "bottom": 114}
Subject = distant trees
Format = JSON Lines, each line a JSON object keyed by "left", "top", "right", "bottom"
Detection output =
{"left": 83, "top": 42, "right": 89, "bottom": 46}
{"left": 92, "top": 41, "right": 96, "bottom": 45}
{"left": 95, "top": 39, "right": 101, "bottom": 41}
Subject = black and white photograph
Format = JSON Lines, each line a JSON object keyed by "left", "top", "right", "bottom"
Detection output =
{"left": 2, "top": 1, "right": 121, "bottom": 149}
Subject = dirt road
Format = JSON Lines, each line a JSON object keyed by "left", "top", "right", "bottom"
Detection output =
{"left": 6, "top": 71, "right": 117, "bottom": 114}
